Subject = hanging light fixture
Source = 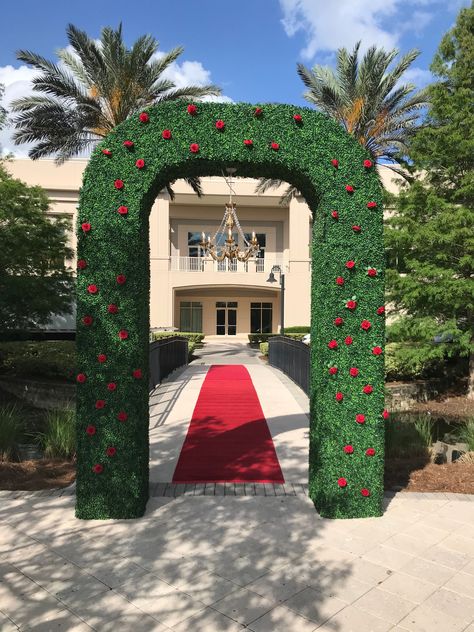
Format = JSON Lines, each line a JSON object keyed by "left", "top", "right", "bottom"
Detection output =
{"left": 200, "top": 169, "right": 259, "bottom": 262}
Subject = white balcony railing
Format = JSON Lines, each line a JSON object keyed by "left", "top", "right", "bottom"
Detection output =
{"left": 170, "top": 256, "right": 285, "bottom": 273}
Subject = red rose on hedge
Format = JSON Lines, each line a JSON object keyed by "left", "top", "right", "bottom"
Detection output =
{"left": 336, "top": 276, "right": 344, "bottom": 286}
{"left": 86, "top": 425, "right": 96, "bottom": 436}
{"left": 117, "top": 410, "right": 128, "bottom": 422}
{"left": 331, "top": 159, "right": 339, "bottom": 168}
{"left": 244, "top": 139, "right": 253, "bottom": 146}
{"left": 377, "top": 306, "right": 385, "bottom": 315}
{"left": 367, "top": 268, "right": 377, "bottom": 277}
{"left": 107, "top": 382, "right": 117, "bottom": 391}
{"left": 87, "top": 284, "right": 98, "bottom": 294}
{"left": 123, "top": 140, "right": 134, "bottom": 149}
{"left": 118, "top": 329, "right": 128, "bottom": 340}
{"left": 97, "top": 354, "right": 107, "bottom": 363}
{"left": 361, "top": 488, "right": 370, "bottom": 497}
{"left": 95, "top": 400, "right": 106, "bottom": 410}
{"left": 346, "top": 300, "right": 357, "bottom": 310}
{"left": 363, "top": 159, "right": 373, "bottom": 168}
{"left": 349, "top": 367, "right": 359, "bottom": 377}
{"left": 162, "top": 129, "right": 172, "bottom": 139}
{"left": 187, "top": 104, "right": 197, "bottom": 115}
{"left": 328, "top": 340, "right": 338, "bottom": 349}
{"left": 345, "top": 260, "right": 355, "bottom": 269}
{"left": 81, "top": 222, "right": 91, "bottom": 233}
{"left": 92, "top": 463, "right": 103, "bottom": 474}
{"left": 190, "top": 143, "right": 199, "bottom": 153}
{"left": 329, "top": 366, "right": 338, "bottom": 375}
{"left": 106, "top": 446, "right": 117, "bottom": 457}
{"left": 345, "top": 336, "right": 353, "bottom": 345}
{"left": 367, "top": 201, "right": 377, "bottom": 209}
{"left": 343, "top": 445, "right": 354, "bottom": 454}
{"left": 271, "top": 141, "right": 280, "bottom": 150}
{"left": 372, "top": 346, "right": 383, "bottom": 355}
{"left": 352, "top": 225, "right": 361, "bottom": 233}
{"left": 102, "top": 149, "right": 112, "bottom": 156}
{"left": 135, "top": 159, "right": 145, "bottom": 169}
{"left": 77, "top": 259, "right": 87, "bottom": 270}
{"left": 76, "top": 373, "right": 87, "bottom": 383}
{"left": 82, "top": 315, "right": 93, "bottom": 326}
{"left": 132, "top": 368, "right": 142, "bottom": 379}
{"left": 361, "top": 319, "right": 372, "bottom": 330}
{"left": 331, "top": 210, "right": 339, "bottom": 219}
{"left": 345, "top": 185, "right": 354, "bottom": 193}
{"left": 366, "top": 448, "right": 376, "bottom": 456}
{"left": 116, "top": 274, "right": 126, "bottom": 285}
{"left": 335, "top": 391, "right": 344, "bottom": 402}
{"left": 254, "top": 107, "right": 263, "bottom": 116}
{"left": 215, "top": 120, "right": 225, "bottom": 130}
{"left": 356, "top": 414, "right": 366, "bottom": 424}
{"left": 363, "top": 384, "right": 373, "bottom": 394}
{"left": 118, "top": 206, "right": 128, "bottom": 215}
{"left": 139, "top": 112, "right": 149, "bottom": 122}
{"left": 383, "top": 409, "right": 390, "bottom": 419}
{"left": 334, "top": 317, "right": 344, "bottom": 326}
{"left": 107, "top": 304, "right": 118, "bottom": 314}
{"left": 337, "top": 477, "right": 347, "bottom": 487}
{"left": 114, "top": 179, "right": 124, "bottom": 189}
{"left": 293, "top": 114, "right": 302, "bottom": 122}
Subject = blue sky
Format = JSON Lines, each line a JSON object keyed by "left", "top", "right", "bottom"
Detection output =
{"left": 0, "top": 0, "right": 469, "bottom": 154}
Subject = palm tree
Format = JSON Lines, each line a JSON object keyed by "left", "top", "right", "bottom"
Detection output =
{"left": 258, "top": 42, "right": 429, "bottom": 201}
{"left": 11, "top": 23, "right": 221, "bottom": 196}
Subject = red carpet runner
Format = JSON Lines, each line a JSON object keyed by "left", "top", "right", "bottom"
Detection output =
{"left": 172, "top": 365, "right": 284, "bottom": 483}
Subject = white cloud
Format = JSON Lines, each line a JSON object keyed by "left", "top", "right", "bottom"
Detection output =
{"left": 403, "top": 67, "right": 433, "bottom": 87}
{"left": 279, "top": 0, "right": 464, "bottom": 60}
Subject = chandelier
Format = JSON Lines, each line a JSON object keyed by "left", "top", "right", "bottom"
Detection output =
{"left": 200, "top": 170, "right": 259, "bottom": 262}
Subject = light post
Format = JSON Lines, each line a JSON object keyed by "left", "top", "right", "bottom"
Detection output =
{"left": 266, "top": 265, "right": 285, "bottom": 336}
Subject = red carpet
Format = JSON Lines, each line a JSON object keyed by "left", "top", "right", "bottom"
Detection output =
{"left": 172, "top": 365, "right": 284, "bottom": 483}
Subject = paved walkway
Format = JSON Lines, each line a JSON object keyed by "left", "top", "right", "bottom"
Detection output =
{"left": 1, "top": 344, "right": 474, "bottom": 630}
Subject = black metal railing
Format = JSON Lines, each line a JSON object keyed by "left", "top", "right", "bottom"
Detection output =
{"left": 149, "top": 336, "right": 188, "bottom": 390}
{"left": 268, "top": 335, "right": 310, "bottom": 395}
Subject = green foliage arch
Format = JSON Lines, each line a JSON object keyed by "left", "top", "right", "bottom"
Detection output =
{"left": 76, "top": 101, "right": 385, "bottom": 520}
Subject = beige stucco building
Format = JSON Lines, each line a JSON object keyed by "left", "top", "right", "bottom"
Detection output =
{"left": 8, "top": 159, "right": 400, "bottom": 337}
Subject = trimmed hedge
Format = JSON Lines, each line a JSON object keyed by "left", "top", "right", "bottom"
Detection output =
{"left": 248, "top": 333, "right": 306, "bottom": 344}
{"left": 152, "top": 332, "right": 204, "bottom": 344}
{"left": 76, "top": 101, "right": 384, "bottom": 519}
{"left": 282, "top": 326, "right": 311, "bottom": 333}
{"left": 259, "top": 342, "right": 269, "bottom": 356}
{"left": 0, "top": 341, "right": 76, "bottom": 382}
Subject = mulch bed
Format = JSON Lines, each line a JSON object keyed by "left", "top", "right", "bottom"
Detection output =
{"left": 410, "top": 394, "right": 474, "bottom": 420}
{"left": 385, "top": 457, "right": 474, "bottom": 494}
{"left": 0, "top": 460, "right": 76, "bottom": 491}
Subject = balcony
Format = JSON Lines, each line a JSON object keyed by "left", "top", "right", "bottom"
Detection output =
{"left": 170, "top": 256, "right": 285, "bottom": 273}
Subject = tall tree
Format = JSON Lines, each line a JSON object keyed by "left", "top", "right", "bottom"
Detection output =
{"left": 258, "top": 42, "right": 428, "bottom": 200}
{"left": 386, "top": 3, "right": 474, "bottom": 396}
{"left": 0, "top": 164, "right": 73, "bottom": 331}
{"left": 11, "top": 24, "right": 221, "bottom": 196}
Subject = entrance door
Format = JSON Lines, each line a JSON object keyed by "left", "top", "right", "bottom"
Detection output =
{"left": 216, "top": 302, "right": 238, "bottom": 335}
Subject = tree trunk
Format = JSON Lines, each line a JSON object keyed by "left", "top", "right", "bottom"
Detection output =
{"left": 468, "top": 349, "right": 474, "bottom": 400}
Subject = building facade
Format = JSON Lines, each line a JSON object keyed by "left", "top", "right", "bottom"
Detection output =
{"left": 8, "top": 159, "right": 399, "bottom": 336}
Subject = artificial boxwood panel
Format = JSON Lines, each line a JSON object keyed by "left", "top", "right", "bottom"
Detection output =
{"left": 76, "top": 101, "right": 384, "bottom": 520}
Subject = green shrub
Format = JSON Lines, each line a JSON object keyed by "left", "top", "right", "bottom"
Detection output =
{"left": 188, "top": 341, "right": 196, "bottom": 359}
{"left": 37, "top": 408, "right": 76, "bottom": 459}
{"left": 455, "top": 419, "right": 474, "bottom": 451}
{"left": 385, "top": 414, "right": 433, "bottom": 458}
{"left": 152, "top": 332, "right": 204, "bottom": 344}
{"left": 248, "top": 333, "right": 306, "bottom": 344}
{"left": 283, "top": 326, "right": 311, "bottom": 333}
{"left": 260, "top": 342, "right": 269, "bottom": 356}
{"left": 384, "top": 342, "right": 446, "bottom": 381}
{"left": 0, "top": 403, "right": 24, "bottom": 461}
{"left": 0, "top": 341, "right": 76, "bottom": 382}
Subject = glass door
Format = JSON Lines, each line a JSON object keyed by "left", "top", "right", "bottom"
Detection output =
{"left": 216, "top": 302, "right": 238, "bottom": 335}
{"left": 216, "top": 306, "right": 226, "bottom": 335}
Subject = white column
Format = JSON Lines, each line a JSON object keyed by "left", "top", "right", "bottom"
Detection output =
{"left": 150, "top": 192, "right": 172, "bottom": 328}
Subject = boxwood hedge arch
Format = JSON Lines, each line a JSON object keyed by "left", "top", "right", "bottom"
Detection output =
{"left": 76, "top": 101, "right": 386, "bottom": 520}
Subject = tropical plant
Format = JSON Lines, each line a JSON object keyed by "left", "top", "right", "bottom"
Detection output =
{"left": 37, "top": 408, "right": 76, "bottom": 459}
{"left": 11, "top": 23, "right": 221, "bottom": 196}
{"left": 0, "top": 403, "right": 24, "bottom": 461}
{"left": 385, "top": 414, "right": 434, "bottom": 459}
{"left": 257, "top": 42, "right": 428, "bottom": 201}
{"left": 455, "top": 419, "right": 474, "bottom": 452}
